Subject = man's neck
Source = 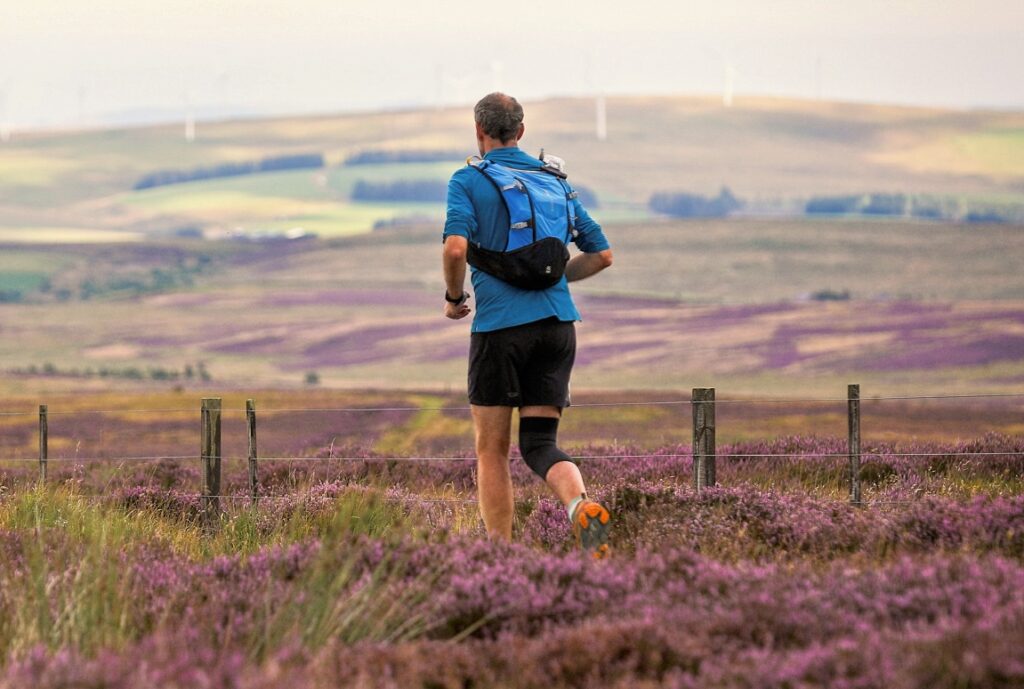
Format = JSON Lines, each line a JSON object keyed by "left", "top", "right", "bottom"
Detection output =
{"left": 480, "top": 139, "right": 518, "bottom": 156}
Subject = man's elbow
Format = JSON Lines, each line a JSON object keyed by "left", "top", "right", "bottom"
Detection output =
{"left": 443, "top": 236, "right": 468, "bottom": 262}
{"left": 445, "top": 245, "right": 467, "bottom": 262}
{"left": 597, "top": 249, "right": 613, "bottom": 269}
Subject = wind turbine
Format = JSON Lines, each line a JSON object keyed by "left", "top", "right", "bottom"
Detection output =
{"left": 814, "top": 54, "right": 822, "bottom": 100}
{"left": 0, "top": 85, "right": 10, "bottom": 142}
{"left": 183, "top": 89, "right": 196, "bottom": 143}
{"left": 696, "top": 42, "right": 738, "bottom": 108}
{"left": 490, "top": 60, "right": 504, "bottom": 93}
{"left": 77, "top": 84, "right": 89, "bottom": 128}
{"left": 442, "top": 70, "right": 475, "bottom": 105}
{"left": 723, "top": 63, "right": 737, "bottom": 107}
{"left": 586, "top": 49, "right": 607, "bottom": 141}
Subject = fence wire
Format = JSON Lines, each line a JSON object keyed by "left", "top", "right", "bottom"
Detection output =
{"left": 4, "top": 450, "right": 1022, "bottom": 464}
{"left": 3, "top": 391, "right": 1021, "bottom": 514}
{"left": 2, "top": 390, "right": 1023, "bottom": 418}
{"left": 0, "top": 492, "right": 974, "bottom": 510}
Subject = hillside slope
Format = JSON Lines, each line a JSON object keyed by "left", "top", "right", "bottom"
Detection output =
{"left": 0, "top": 95, "right": 1021, "bottom": 240}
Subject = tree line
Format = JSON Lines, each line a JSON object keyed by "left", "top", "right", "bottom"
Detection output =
{"left": 134, "top": 154, "right": 324, "bottom": 190}
{"left": 11, "top": 362, "right": 212, "bottom": 382}
{"left": 804, "top": 194, "right": 1022, "bottom": 224}
{"left": 648, "top": 188, "right": 1023, "bottom": 224}
{"left": 345, "top": 149, "right": 464, "bottom": 165}
{"left": 352, "top": 179, "right": 599, "bottom": 208}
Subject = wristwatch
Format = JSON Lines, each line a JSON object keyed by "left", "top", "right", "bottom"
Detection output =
{"left": 445, "top": 290, "right": 468, "bottom": 305}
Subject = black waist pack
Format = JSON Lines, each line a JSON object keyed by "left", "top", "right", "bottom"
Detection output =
{"left": 465, "top": 157, "right": 578, "bottom": 290}
{"left": 468, "top": 237, "right": 570, "bottom": 291}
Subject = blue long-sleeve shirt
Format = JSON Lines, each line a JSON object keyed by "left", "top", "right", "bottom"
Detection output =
{"left": 443, "top": 146, "right": 610, "bottom": 333}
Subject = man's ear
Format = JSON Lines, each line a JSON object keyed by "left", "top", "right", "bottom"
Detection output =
{"left": 475, "top": 122, "right": 485, "bottom": 139}
{"left": 516, "top": 123, "right": 525, "bottom": 141}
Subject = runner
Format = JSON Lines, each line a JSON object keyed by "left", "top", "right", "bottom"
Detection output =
{"left": 442, "top": 92, "right": 614, "bottom": 557}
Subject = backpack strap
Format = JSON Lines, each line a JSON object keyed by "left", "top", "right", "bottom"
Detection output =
{"left": 556, "top": 178, "right": 578, "bottom": 241}
{"left": 535, "top": 156, "right": 577, "bottom": 241}
{"left": 468, "top": 158, "right": 537, "bottom": 247}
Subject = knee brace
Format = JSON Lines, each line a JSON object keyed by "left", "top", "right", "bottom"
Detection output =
{"left": 519, "top": 417, "right": 574, "bottom": 480}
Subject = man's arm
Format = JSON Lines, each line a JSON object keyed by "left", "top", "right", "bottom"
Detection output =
{"left": 565, "top": 249, "right": 613, "bottom": 283}
{"left": 442, "top": 235, "right": 472, "bottom": 319}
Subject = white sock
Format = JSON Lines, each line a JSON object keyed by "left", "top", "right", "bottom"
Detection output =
{"left": 566, "top": 493, "right": 586, "bottom": 522}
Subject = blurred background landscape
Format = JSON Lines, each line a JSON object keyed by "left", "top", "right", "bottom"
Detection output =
{"left": 1, "top": 95, "right": 1023, "bottom": 407}
{"left": 0, "top": 0, "right": 1022, "bottom": 434}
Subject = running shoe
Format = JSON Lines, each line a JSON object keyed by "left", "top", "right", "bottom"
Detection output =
{"left": 572, "top": 499, "right": 611, "bottom": 559}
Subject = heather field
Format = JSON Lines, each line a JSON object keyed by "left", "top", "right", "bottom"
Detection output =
{"left": 2, "top": 421, "right": 1024, "bottom": 688}
{"left": 2, "top": 94, "right": 1024, "bottom": 686}
{"left": 3, "top": 216, "right": 1024, "bottom": 396}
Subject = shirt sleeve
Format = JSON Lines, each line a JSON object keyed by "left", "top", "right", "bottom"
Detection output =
{"left": 571, "top": 198, "right": 610, "bottom": 253}
{"left": 442, "top": 170, "right": 477, "bottom": 241}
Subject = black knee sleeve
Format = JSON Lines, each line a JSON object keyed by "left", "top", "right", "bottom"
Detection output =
{"left": 519, "top": 417, "right": 573, "bottom": 480}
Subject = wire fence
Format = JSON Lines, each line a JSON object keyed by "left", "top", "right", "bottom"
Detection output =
{"left": 3, "top": 391, "right": 1024, "bottom": 417}
{"left": 4, "top": 450, "right": 1023, "bottom": 464}
{"left": 2, "top": 388, "right": 1022, "bottom": 513}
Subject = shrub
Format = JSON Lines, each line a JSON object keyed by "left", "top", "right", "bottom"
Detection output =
{"left": 649, "top": 187, "right": 741, "bottom": 218}
{"left": 351, "top": 179, "right": 447, "bottom": 203}
{"left": 910, "top": 196, "right": 951, "bottom": 220}
{"left": 805, "top": 195, "right": 863, "bottom": 214}
{"left": 862, "top": 193, "right": 908, "bottom": 216}
{"left": 133, "top": 154, "right": 324, "bottom": 190}
{"left": 573, "top": 184, "right": 599, "bottom": 210}
{"left": 965, "top": 209, "right": 1012, "bottom": 224}
{"left": 345, "top": 149, "right": 463, "bottom": 165}
{"left": 810, "top": 288, "right": 850, "bottom": 301}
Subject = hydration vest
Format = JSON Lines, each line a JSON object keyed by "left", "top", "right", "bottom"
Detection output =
{"left": 465, "top": 157, "right": 579, "bottom": 290}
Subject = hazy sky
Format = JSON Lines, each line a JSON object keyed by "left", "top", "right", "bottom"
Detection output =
{"left": 2, "top": 0, "right": 1022, "bottom": 129}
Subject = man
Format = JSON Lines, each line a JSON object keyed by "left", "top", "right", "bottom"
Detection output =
{"left": 442, "top": 92, "right": 614, "bottom": 558}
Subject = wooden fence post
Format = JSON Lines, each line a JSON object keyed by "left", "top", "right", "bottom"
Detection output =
{"left": 247, "top": 399, "right": 258, "bottom": 507}
{"left": 692, "top": 388, "right": 716, "bottom": 491}
{"left": 848, "top": 384, "right": 862, "bottom": 505}
{"left": 201, "top": 398, "right": 222, "bottom": 528}
{"left": 38, "top": 404, "right": 48, "bottom": 484}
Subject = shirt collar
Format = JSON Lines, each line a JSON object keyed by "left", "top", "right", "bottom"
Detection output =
{"left": 483, "top": 146, "right": 541, "bottom": 167}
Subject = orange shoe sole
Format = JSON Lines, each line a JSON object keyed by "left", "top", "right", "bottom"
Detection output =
{"left": 574, "top": 501, "right": 611, "bottom": 559}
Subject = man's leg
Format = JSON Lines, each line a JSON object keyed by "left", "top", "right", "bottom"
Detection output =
{"left": 471, "top": 404, "right": 514, "bottom": 540}
{"left": 520, "top": 404, "right": 610, "bottom": 558}
{"left": 519, "top": 405, "right": 585, "bottom": 504}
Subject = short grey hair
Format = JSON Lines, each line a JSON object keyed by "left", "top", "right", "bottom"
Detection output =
{"left": 474, "top": 92, "right": 524, "bottom": 143}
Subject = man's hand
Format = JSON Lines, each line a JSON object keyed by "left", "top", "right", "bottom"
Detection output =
{"left": 443, "top": 235, "right": 471, "bottom": 319}
{"left": 566, "top": 249, "right": 613, "bottom": 282}
{"left": 444, "top": 292, "right": 472, "bottom": 319}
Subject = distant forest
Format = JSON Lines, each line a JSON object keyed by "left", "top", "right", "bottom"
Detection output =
{"left": 352, "top": 178, "right": 600, "bottom": 209}
{"left": 345, "top": 150, "right": 464, "bottom": 165}
{"left": 352, "top": 179, "right": 448, "bottom": 203}
{"left": 650, "top": 187, "right": 742, "bottom": 218}
{"left": 805, "top": 193, "right": 1023, "bottom": 224}
{"left": 134, "top": 154, "right": 324, "bottom": 190}
{"left": 648, "top": 188, "right": 1023, "bottom": 224}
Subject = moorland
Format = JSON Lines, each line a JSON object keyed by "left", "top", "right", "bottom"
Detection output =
{"left": 1, "top": 95, "right": 1024, "bottom": 687}
{"left": 2, "top": 94, "right": 1023, "bottom": 435}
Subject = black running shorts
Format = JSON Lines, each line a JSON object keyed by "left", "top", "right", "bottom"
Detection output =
{"left": 468, "top": 317, "right": 575, "bottom": 407}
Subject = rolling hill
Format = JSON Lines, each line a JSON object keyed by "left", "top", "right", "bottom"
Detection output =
{"left": 1, "top": 95, "right": 1022, "bottom": 241}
